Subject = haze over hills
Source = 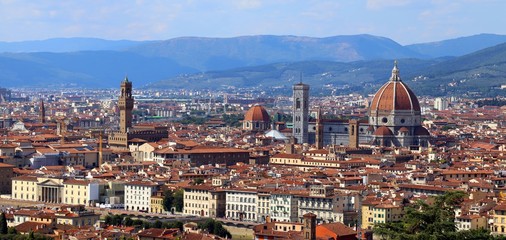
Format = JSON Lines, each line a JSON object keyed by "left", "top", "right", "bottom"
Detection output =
{"left": 0, "top": 33, "right": 505, "bottom": 96}
{"left": 0, "top": 38, "right": 146, "bottom": 53}
{"left": 126, "top": 34, "right": 424, "bottom": 71}
{"left": 406, "top": 34, "right": 506, "bottom": 58}
{"left": 0, "top": 51, "right": 196, "bottom": 88}
{"left": 150, "top": 42, "right": 506, "bottom": 97}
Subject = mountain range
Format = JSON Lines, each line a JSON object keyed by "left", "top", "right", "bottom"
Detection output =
{"left": 0, "top": 34, "right": 505, "bottom": 97}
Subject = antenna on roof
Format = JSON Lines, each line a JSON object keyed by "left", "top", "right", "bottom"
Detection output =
{"left": 299, "top": 72, "right": 303, "bottom": 84}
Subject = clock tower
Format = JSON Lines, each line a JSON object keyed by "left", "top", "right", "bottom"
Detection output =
{"left": 119, "top": 77, "right": 134, "bottom": 133}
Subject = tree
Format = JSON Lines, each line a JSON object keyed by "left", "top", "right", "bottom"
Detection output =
{"left": 374, "top": 191, "right": 467, "bottom": 240}
{"left": 0, "top": 213, "right": 7, "bottom": 234}
{"left": 124, "top": 217, "right": 133, "bottom": 227}
{"left": 163, "top": 190, "right": 174, "bottom": 212}
{"left": 213, "top": 222, "right": 232, "bottom": 238}
{"left": 197, "top": 219, "right": 231, "bottom": 238}
{"left": 132, "top": 219, "right": 144, "bottom": 226}
{"left": 193, "top": 178, "right": 204, "bottom": 185}
{"left": 173, "top": 189, "right": 184, "bottom": 212}
{"left": 153, "top": 220, "right": 163, "bottom": 228}
{"left": 142, "top": 221, "right": 152, "bottom": 229}
{"left": 27, "top": 231, "right": 35, "bottom": 240}
{"left": 104, "top": 215, "right": 113, "bottom": 225}
{"left": 164, "top": 221, "right": 184, "bottom": 231}
{"left": 7, "top": 226, "right": 17, "bottom": 234}
{"left": 112, "top": 214, "right": 123, "bottom": 226}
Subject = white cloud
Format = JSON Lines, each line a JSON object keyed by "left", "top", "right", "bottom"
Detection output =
{"left": 366, "top": 0, "right": 412, "bottom": 10}
{"left": 233, "top": 0, "right": 262, "bottom": 10}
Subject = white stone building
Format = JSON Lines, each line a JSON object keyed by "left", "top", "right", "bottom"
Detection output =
{"left": 226, "top": 189, "right": 258, "bottom": 222}
{"left": 124, "top": 180, "right": 159, "bottom": 212}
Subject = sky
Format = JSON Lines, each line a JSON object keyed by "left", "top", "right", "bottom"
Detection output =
{"left": 0, "top": 0, "right": 504, "bottom": 45}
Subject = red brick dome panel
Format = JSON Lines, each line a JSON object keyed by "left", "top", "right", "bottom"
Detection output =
{"left": 244, "top": 104, "right": 270, "bottom": 122}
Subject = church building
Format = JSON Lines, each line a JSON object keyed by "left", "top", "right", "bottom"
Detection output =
{"left": 293, "top": 61, "right": 430, "bottom": 148}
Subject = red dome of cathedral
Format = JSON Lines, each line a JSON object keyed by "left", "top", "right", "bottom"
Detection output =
{"left": 370, "top": 62, "right": 420, "bottom": 112}
{"left": 244, "top": 104, "right": 270, "bottom": 122}
{"left": 373, "top": 126, "right": 393, "bottom": 136}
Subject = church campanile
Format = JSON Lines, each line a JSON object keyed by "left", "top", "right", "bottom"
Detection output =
{"left": 118, "top": 77, "right": 134, "bottom": 133}
{"left": 293, "top": 82, "right": 309, "bottom": 144}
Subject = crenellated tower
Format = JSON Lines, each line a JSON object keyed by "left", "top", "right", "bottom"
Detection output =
{"left": 118, "top": 77, "right": 134, "bottom": 133}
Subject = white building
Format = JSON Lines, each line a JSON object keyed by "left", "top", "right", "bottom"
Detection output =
{"left": 226, "top": 189, "right": 258, "bottom": 222}
{"left": 434, "top": 97, "right": 448, "bottom": 111}
{"left": 270, "top": 191, "right": 298, "bottom": 222}
{"left": 124, "top": 180, "right": 159, "bottom": 212}
{"left": 298, "top": 185, "right": 338, "bottom": 224}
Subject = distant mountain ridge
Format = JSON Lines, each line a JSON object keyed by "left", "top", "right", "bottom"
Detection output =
{"left": 0, "top": 37, "right": 146, "bottom": 53}
{"left": 126, "top": 34, "right": 424, "bottom": 70}
{"left": 0, "top": 33, "right": 505, "bottom": 95}
{"left": 406, "top": 33, "right": 506, "bottom": 58}
{"left": 149, "top": 42, "right": 506, "bottom": 97}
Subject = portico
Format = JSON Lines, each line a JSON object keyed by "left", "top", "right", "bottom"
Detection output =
{"left": 38, "top": 179, "right": 63, "bottom": 203}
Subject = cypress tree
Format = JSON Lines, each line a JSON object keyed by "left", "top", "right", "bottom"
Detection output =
{"left": 0, "top": 212, "right": 7, "bottom": 234}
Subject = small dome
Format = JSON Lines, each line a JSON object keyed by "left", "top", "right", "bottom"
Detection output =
{"left": 370, "top": 61, "right": 420, "bottom": 112}
{"left": 374, "top": 126, "right": 393, "bottom": 136}
{"left": 244, "top": 104, "right": 270, "bottom": 122}
{"left": 399, "top": 127, "right": 409, "bottom": 132}
{"left": 414, "top": 126, "right": 430, "bottom": 136}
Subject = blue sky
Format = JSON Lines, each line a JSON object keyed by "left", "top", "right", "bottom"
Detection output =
{"left": 0, "top": 0, "right": 504, "bottom": 44}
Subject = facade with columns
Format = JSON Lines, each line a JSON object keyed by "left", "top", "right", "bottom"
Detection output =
{"left": 12, "top": 176, "right": 101, "bottom": 205}
{"left": 12, "top": 176, "right": 64, "bottom": 203}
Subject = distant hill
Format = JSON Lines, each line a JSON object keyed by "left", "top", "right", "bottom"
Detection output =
{"left": 0, "top": 34, "right": 505, "bottom": 96}
{"left": 0, "top": 38, "right": 146, "bottom": 53}
{"left": 146, "top": 59, "right": 439, "bottom": 94}
{"left": 127, "top": 34, "right": 424, "bottom": 71}
{"left": 0, "top": 51, "right": 196, "bottom": 88}
{"left": 148, "top": 42, "right": 506, "bottom": 97}
{"left": 407, "top": 42, "right": 506, "bottom": 96}
{"left": 406, "top": 33, "right": 506, "bottom": 58}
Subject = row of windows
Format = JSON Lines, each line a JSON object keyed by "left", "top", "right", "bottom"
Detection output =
{"left": 226, "top": 196, "right": 256, "bottom": 203}
{"left": 185, "top": 194, "right": 209, "bottom": 200}
{"left": 227, "top": 204, "right": 255, "bottom": 212}
{"left": 185, "top": 203, "right": 208, "bottom": 209}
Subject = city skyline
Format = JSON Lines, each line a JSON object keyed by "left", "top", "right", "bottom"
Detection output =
{"left": 0, "top": 0, "right": 505, "bottom": 44}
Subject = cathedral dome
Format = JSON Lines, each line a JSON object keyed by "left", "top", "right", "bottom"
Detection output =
{"left": 373, "top": 126, "right": 393, "bottom": 136}
{"left": 414, "top": 126, "right": 430, "bottom": 136}
{"left": 370, "top": 62, "right": 420, "bottom": 112}
{"left": 244, "top": 104, "right": 270, "bottom": 122}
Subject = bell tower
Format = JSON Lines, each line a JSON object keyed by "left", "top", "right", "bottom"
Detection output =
{"left": 303, "top": 212, "right": 316, "bottom": 240}
{"left": 293, "top": 82, "right": 309, "bottom": 144}
{"left": 39, "top": 99, "right": 46, "bottom": 124}
{"left": 118, "top": 77, "right": 134, "bottom": 133}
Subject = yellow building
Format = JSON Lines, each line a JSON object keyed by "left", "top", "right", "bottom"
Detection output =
{"left": 361, "top": 198, "right": 403, "bottom": 230}
{"left": 184, "top": 185, "right": 213, "bottom": 217}
{"left": 12, "top": 176, "right": 39, "bottom": 201}
{"left": 492, "top": 204, "right": 506, "bottom": 235}
{"left": 12, "top": 176, "right": 100, "bottom": 205}
{"left": 151, "top": 191, "right": 165, "bottom": 214}
{"left": 183, "top": 184, "right": 226, "bottom": 218}
{"left": 62, "top": 179, "right": 100, "bottom": 206}
{"left": 55, "top": 205, "right": 101, "bottom": 227}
